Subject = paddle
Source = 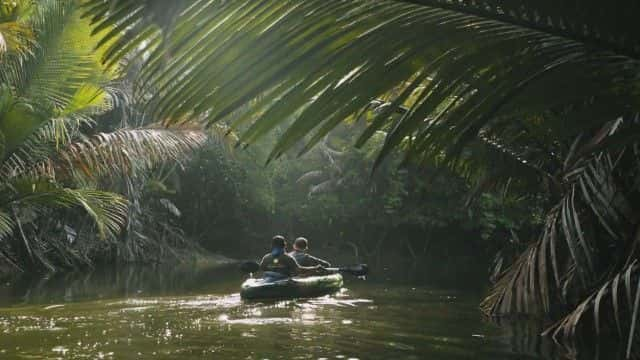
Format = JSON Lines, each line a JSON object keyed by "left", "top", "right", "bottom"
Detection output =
{"left": 239, "top": 261, "right": 368, "bottom": 277}
{"left": 324, "top": 264, "right": 369, "bottom": 277}
{"left": 239, "top": 260, "right": 260, "bottom": 273}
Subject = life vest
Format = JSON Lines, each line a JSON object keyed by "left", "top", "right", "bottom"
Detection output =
{"left": 263, "top": 254, "right": 292, "bottom": 276}
{"left": 288, "top": 250, "right": 308, "bottom": 266}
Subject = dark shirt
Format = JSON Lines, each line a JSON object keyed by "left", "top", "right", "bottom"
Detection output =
{"left": 288, "top": 250, "right": 331, "bottom": 267}
{"left": 259, "top": 253, "right": 301, "bottom": 277}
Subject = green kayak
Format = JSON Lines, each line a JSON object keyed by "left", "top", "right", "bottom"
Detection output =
{"left": 240, "top": 273, "right": 343, "bottom": 300}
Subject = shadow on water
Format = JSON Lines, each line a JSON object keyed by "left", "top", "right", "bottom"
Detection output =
{"left": 0, "top": 264, "right": 629, "bottom": 359}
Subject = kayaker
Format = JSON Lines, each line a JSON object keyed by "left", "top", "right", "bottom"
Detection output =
{"left": 259, "top": 235, "right": 323, "bottom": 279}
{"left": 288, "top": 237, "right": 331, "bottom": 267}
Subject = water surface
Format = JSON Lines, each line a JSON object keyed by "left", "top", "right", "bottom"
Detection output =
{"left": 0, "top": 265, "right": 593, "bottom": 359}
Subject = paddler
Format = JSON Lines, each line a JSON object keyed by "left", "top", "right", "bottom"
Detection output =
{"left": 288, "top": 237, "right": 331, "bottom": 267}
{"left": 259, "top": 235, "right": 324, "bottom": 279}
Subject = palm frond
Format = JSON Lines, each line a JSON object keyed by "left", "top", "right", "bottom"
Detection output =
{"left": 402, "top": 0, "right": 640, "bottom": 60}
{"left": 0, "top": 113, "right": 96, "bottom": 179}
{"left": 82, "top": 0, "right": 640, "bottom": 166}
{"left": 481, "top": 241, "right": 547, "bottom": 315}
{"left": 0, "top": 0, "right": 116, "bottom": 156}
{"left": 0, "top": 210, "right": 15, "bottom": 239}
{"left": 543, "top": 262, "right": 640, "bottom": 358}
{"left": 8, "top": 177, "right": 128, "bottom": 238}
{"left": 27, "top": 126, "right": 207, "bottom": 181}
{"left": 482, "top": 119, "right": 640, "bottom": 351}
{"left": 27, "top": 1, "right": 112, "bottom": 109}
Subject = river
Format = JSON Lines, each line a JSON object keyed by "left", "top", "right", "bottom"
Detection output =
{"left": 0, "top": 264, "right": 616, "bottom": 359}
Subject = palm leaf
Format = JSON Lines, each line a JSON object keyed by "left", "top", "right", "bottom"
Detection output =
{"left": 82, "top": 0, "right": 640, "bottom": 166}
{"left": 7, "top": 177, "right": 128, "bottom": 238}
{"left": 543, "top": 262, "right": 640, "bottom": 358}
{"left": 482, "top": 121, "right": 637, "bottom": 315}
{"left": 0, "top": 0, "right": 116, "bottom": 154}
{"left": 24, "top": 126, "right": 208, "bottom": 181}
{"left": 0, "top": 113, "right": 97, "bottom": 179}
{"left": 0, "top": 210, "right": 15, "bottom": 239}
{"left": 403, "top": 0, "right": 640, "bottom": 60}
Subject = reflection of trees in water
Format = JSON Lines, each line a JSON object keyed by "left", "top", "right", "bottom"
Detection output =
{"left": 2, "top": 264, "right": 240, "bottom": 305}
{"left": 491, "top": 317, "right": 557, "bottom": 358}
{"left": 492, "top": 316, "right": 632, "bottom": 360}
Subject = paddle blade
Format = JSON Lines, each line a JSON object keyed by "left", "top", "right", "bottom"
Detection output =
{"left": 325, "top": 264, "right": 368, "bottom": 276}
{"left": 239, "top": 261, "right": 260, "bottom": 273}
{"left": 343, "top": 264, "right": 368, "bottom": 276}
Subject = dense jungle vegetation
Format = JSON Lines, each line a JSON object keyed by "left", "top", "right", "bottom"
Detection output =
{"left": 1, "top": 0, "right": 640, "bottom": 357}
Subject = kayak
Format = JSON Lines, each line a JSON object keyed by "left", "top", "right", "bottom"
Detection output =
{"left": 240, "top": 273, "right": 343, "bottom": 300}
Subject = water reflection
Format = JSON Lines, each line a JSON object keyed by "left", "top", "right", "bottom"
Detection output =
{"left": 0, "top": 264, "right": 240, "bottom": 305}
{"left": 0, "top": 265, "right": 627, "bottom": 359}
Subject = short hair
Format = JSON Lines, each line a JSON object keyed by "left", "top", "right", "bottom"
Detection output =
{"left": 272, "top": 235, "right": 286, "bottom": 248}
{"left": 293, "top": 237, "right": 308, "bottom": 250}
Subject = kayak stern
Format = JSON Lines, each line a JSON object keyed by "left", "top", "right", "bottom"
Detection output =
{"left": 240, "top": 273, "right": 343, "bottom": 300}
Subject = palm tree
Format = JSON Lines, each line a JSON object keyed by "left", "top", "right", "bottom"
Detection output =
{"left": 0, "top": 0, "right": 207, "bottom": 272}
{"left": 81, "top": 0, "right": 640, "bottom": 354}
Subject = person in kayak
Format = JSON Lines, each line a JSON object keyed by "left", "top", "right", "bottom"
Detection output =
{"left": 288, "top": 237, "right": 331, "bottom": 267}
{"left": 259, "top": 235, "right": 323, "bottom": 279}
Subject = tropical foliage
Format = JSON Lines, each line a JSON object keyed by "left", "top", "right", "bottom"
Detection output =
{"left": 81, "top": 0, "right": 640, "bottom": 354}
{"left": 0, "top": 0, "right": 206, "bottom": 273}
{"left": 173, "top": 121, "right": 507, "bottom": 290}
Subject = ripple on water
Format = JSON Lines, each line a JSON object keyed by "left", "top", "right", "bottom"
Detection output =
{"left": 0, "top": 281, "right": 548, "bottom": 360}
{"left": 223, "top": 317, "right": 294, "bottom": 325}
{"left": 51, "top": 345, "right": 68, "bottom": 355}
{"left": 109, "top": 294, "right": 243, "bottom": 312}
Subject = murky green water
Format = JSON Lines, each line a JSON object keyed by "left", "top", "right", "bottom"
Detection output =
{"left": 0, "top": 265, "right": 589, "bottom": 359}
